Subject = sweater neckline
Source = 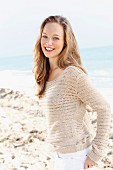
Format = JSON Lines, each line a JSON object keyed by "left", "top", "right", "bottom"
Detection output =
{"left": 46, "top": 66, "right": 72, "bottom": 84}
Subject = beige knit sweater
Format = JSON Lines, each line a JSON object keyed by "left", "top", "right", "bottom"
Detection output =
{"left": 38, "top": 66, "right": 111, "bottom": 164}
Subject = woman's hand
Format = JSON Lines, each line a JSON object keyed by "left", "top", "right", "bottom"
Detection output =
{"left": 84, "top": 156, "right": 96, "bottom": 169}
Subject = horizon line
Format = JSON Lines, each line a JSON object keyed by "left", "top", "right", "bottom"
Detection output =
{"left": 0, "top": 44, "right": 113, "bottom": 58}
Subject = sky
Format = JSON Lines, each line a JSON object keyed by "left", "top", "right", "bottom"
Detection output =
{"left": 0, "top": 0, "right": 113, "bottom": 57}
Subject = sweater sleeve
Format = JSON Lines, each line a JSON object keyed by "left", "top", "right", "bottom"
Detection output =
{"left": 76, "top": 71, "right": 111, "bottom": 164}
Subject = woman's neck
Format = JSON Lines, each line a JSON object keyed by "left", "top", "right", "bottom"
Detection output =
{"left": 49, "top": 58, "right": 59, "bottom": 72}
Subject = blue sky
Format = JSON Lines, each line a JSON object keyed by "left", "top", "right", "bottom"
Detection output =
{"left": 0, "top": 0, "right": 113, "bottom": 57}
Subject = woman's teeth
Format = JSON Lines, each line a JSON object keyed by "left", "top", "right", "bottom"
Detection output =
{"left": 45, "top": 47, "right": 54, "bottom": 51}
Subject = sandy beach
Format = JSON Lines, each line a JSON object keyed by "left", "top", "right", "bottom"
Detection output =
{"left": 0, "top": 88, "right": 113, "bottom": 170}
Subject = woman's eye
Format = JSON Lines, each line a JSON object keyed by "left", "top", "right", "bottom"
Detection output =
{"left": 53, "top": 37, "right": 59, "bottom": 40}
{"left": 42, "top": 35, "right": 47, "bottom": 38}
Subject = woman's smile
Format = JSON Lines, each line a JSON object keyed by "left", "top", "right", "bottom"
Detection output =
{"left": 45, "top": 47, "right": 55, "bottom": 52}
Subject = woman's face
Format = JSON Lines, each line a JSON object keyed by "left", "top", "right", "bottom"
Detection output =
{"left": 41, "top": 22, "right": 64, "bottom": 59}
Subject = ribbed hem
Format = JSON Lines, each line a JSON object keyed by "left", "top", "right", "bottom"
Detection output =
{"left": 86, "top": 150, "right": 102, "bottom": 164}
{"left": 52, "top": 140, "right": 92, "bottom": 154}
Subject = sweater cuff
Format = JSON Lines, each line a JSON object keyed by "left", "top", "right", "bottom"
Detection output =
{"left": 86, "top": 150, "right": 102, "bottom": 164}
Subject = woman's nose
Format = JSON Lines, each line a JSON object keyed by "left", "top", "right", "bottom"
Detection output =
{"left": 45, "top": 38, "right": 53, "bottom": 45}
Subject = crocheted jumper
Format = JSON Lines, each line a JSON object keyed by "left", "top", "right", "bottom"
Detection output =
{"left": 38, "top": 66, "right": 111, "bottom": 163}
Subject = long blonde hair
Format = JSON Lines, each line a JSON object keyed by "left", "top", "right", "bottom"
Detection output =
{"left": 34, "top": 15, "right": 87, "bottom": 98}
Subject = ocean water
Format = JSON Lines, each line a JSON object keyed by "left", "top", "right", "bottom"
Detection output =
{"left": 0, "top": 46, "right": 113, "bottom": 109}
{"left": 1, "top": 46, "right": 112, "bottom": 88}
{"left": 0, "top": 54, "right": 33, "bottom": 71}
{"left": 81, "top": 45, "right": 113, "bottom": 89}
{"left": 0, "top": 54, "right": 35, "bottom": 96}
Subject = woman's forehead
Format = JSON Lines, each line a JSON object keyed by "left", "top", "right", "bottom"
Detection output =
{"left": 42, "top": 22, "right": 64, "bottom": 36}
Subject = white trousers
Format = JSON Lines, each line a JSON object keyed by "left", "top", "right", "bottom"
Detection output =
{"left": 53, "top": 146, "right": 97, "bottom": 170}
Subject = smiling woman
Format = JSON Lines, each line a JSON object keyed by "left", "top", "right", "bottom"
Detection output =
{"left": 33, "top": 15, "right": 111, "bottom": 170}
{"left": 34, "top": 15, "right": 84, "bottom": 97}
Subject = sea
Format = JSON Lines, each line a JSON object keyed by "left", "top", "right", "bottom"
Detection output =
{"left": 0, "top": 45, "right": 113, "bottom": 111}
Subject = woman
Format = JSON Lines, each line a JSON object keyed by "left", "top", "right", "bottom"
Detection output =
{"left": 33, "top": 15, "right": 111, "bottom": 170}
